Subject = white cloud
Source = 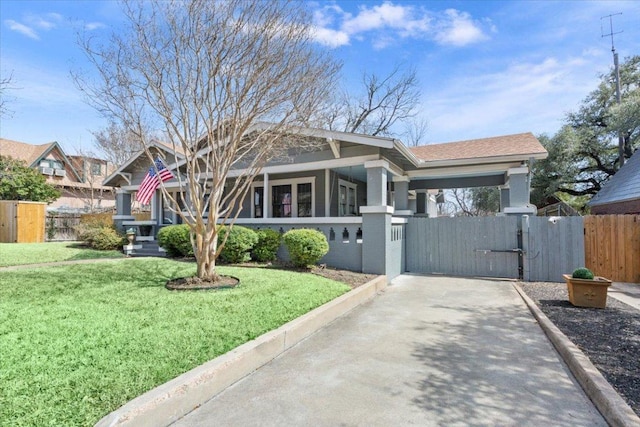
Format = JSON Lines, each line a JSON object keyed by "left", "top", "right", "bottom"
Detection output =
{"left": 84, "top": 22, "right": 106, "bottom": 31}
{"left": 311, "top": 26, "right": 350, "bottom": 48}
{"left": 5, "top": 12, "right": 63, "bottom": 40}
{"left": 26, "top": 12, "right": 62, "bottom": 30}
{"left": 5, "top": 20, "right": 39, "bottom": 39}
{"left": 311, "top": 2, "right": 488, "bottom": 49}
{"left": 434, "top": 9, "right": 488, "bottom": 47}
{"left": 423, "top": 56, "right": 603, "bottom": 142}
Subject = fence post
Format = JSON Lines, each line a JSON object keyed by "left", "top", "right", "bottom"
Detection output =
{"left": 521, "top": 215, "right": 531, "bottom": 282}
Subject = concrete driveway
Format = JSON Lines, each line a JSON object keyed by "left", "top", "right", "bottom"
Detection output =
{"left": 172, "top": 275, "right": 605, "bottom": 426}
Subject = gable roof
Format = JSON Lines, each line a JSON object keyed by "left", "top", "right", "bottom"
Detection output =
{"left": 0, "top": 138, "right": 55, "bottom": 166}
{"left": 588, "top": 150, "right": 640, "bottom": 207}
{"left": 0, "top": 138, "right": 84, "bottom": 182}
{"left": 410, "top": 133, "right": 547, "bottom": 164}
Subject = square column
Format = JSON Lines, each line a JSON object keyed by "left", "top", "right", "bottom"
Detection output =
{"left": 503, "top": 166, "right": 536, "bottom": 215}
{"left": 393, "top": 176, "right": 412, "bottom": 215}
{"left": 364, "top": 160, "right": 389, "bottom": 206}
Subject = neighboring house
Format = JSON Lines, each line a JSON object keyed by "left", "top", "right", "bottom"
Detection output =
{"left": 0, "top": 138, "right": 116, "bottom": 212}
{"left": 537, "top": 195, "right": 581, "bottom": 217}
{"left": 588, "top": 150, "right": 640, "bottom": 215}
{"left": 104, "top": 124, "right": 547, "bottom": 277}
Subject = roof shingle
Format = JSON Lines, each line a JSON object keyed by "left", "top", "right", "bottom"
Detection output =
{"left": 410, "top": 132, "right": 547, "bottom": 162}
{"left": 589, "top": 150, "right": 640, "bottom": 206}
{"left": 0, "top": 138, "right": 55, "bottom": 166}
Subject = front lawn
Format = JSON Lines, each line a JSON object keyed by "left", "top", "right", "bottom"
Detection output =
{"left": 0, "top": 242, "right": 123, "bottom": 267}
{"left": 0, "top": 258, "right": 350, "bottom": 426}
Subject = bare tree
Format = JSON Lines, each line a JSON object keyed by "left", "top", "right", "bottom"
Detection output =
{"left": 76, "top": 0, "right": 339, "bottom": 282}
{"left": 402, "top": 117, "right": 429, "bottom": 147}
{"left": 67, "top": 148, "right": 113, "bottom": 213}
{"left": 326, "top": 65, "right": 421, "bottom": 137}
{"left": 91, "top": 122, "right": 144, "bottom": 167}
{"left": 0, "top": 71, "right": 15, "bottom": 118}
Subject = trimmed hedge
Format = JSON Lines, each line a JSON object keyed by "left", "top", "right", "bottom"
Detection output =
{"left": 283, "top": 228, "right": 329, "bottom": 268}
{"left": 252, "top": 229, "right": 282, "bottom": 262}
{"left": 157, "top": 224, "right": 193, "bottom": 257}
{"left": 219, "top": 225, "right": 258, "bottom": 263}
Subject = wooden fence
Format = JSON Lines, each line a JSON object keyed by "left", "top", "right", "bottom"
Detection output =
{"left": 584, "top": 215, "right": 640, "bottom": 283}
{"left": 0, "top": 201, "right": 46, "bottom": 243}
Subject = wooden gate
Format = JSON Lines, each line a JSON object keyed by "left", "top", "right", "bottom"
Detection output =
{"left": 406, "top": 216, "right": 520, "bottom": 279}
{"left": 584, "top": 215, "right": 640, "bottom": 283}
{"left": 0, "top": 201, "right": 46, "bottom": 243}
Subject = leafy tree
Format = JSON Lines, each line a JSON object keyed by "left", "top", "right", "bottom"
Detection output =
{"left": 0, "top": 155, "right": 60, "bottom": 202}
{"left": 76, "top": 0, "right": 338, "bottom": 282}
{"left": 532, "top": 55, "right": 640, "bottom": 206}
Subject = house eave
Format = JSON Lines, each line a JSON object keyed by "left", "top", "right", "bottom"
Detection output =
{"left": 416, "top": 151, "right": 548, "bottom": 169}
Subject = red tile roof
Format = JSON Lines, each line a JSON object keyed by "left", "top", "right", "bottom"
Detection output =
{"left": 410, "top": 133, "right": 547, "bottom": 162}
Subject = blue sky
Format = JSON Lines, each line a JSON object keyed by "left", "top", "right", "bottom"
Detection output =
{"left": 1, "top": 1, "right": 639, "bottom": 155}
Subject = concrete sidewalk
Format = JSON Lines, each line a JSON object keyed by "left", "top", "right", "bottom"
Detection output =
{"left": 609, "top": 282, "right": 640, "bottom": 311}
{"left": 173, "top": 275, "right": 605, "bottom": 427}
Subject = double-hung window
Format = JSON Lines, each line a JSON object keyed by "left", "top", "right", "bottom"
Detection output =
{"left": 339, "top": 179, "right": 357, "bottom": 216}
{"left": 252, "top": 177, "right": 315, "bottom": 218}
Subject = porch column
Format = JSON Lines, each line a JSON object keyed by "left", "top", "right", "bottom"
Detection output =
{"left": 393, "top": 176, "right": 412, "bottom": 215}
{"left": 264, "top": 173, "right": 270, "bottom": 218}
{"left": 361, "top": 160, "right": 394, "bottom": 277}
{"left": 364, "top": 160, "right": 388, "bottom": 206}
{"left": 415, "top": 191, "right": 426, "bottom": 214}
{"left": 500, "top": 186, "right": 510, "bottom": 212}
{"left": 113, "top": 189, "right": 134, "bottom": 232}
{"left": 502, "top": 166, "right": 536, "bottom": 215}
{"left": 360, "top": 206, "right": 393, "bottom": 276}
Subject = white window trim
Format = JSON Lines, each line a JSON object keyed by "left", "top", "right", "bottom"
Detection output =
{"left": 251, "top": 177, "right": 315, "bottom": 218}
{"left": 338, "top": 179, "right": 358, "bottom": 217}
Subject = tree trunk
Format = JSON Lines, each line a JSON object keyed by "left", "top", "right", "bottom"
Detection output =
{"left": 194, "top": 229, "right": 220, "bottom": 282}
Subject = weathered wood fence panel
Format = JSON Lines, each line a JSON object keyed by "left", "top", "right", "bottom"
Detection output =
{"left": 0, "top": 201, "right": 46, "bottom": 243}
{"left": 524, "top": 216, "right": 585, "bottom": 282}
{"left": 406, "top": 216, "right": 519, "bottom": 279}
{"left": 584, "top": 215, "right": 640, "bottom": 283}
{"left": 46, "top": 213, "right": 82, "bottom": 241}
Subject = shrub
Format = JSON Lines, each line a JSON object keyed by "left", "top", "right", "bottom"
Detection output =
{"left": 91, "top": 227, "right": 124, "bottom": 250}
{"left": 157, "top": 224, "right": 193, "bottom": 257}
{"left": 219, "top": 225, "right": 258, "bottom": 263}
{"left": 283, "top": 229, "right": 329, "bottom": 268}
{"left": 572, "top": 267, "right": 594, "bottom": 280}
{"left": 75, "top": 223, "right": 124, "bottom": 250}
{"left": 252, "top": 228, "right": 282, "bottom": 262}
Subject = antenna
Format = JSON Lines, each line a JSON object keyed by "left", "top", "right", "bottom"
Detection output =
{"left": 601, "top": 13, "right": 623, "bottom": 52}
{"left": 600, "top": 13, "right": 625, "bottom": 168}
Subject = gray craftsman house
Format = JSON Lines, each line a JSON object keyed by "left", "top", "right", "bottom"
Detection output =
{"left": 104, "top": 124, "right": 547, "bottom": 278}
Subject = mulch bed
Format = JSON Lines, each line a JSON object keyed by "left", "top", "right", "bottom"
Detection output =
{"left": 519, "top": 282, "right": 640, "bottom": 416}
{"left": 166, "top": 275, "right": 239, "bottom": 290}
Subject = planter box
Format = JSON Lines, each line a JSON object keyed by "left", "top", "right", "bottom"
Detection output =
{"left": 562, "top": 274, "right": 612, "bottom": 309}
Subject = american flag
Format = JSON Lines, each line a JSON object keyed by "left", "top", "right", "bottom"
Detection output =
{"left": 136, "top": 158, "right": 174, "bottom": 205}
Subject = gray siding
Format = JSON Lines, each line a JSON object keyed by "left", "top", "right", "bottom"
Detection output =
{"left": 523, "top": 216, "right": 585, "bottom": 282}
{"left": 406, "top": 216, "right": 520, "bottom": 279}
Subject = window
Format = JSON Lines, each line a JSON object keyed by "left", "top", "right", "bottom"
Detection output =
{"left": 297, "top": 183, "right": 312, "bottom": 217}
{"left": 339, "top": 180, "right": 357, "bottom": 216}
{"left": 254, "top": 187, "right": 264, "bottom": 218}
{"left": 272, "top": 185, "right": 292, "bottom": 218}
{"left": 39, "top": 159, "right": 63, "bottom": 169}
{"left": 252, "top": 177, "right": 315, "bottom": 218}
{"left": 91, "top": 162, "right": 102, "bottom": 176}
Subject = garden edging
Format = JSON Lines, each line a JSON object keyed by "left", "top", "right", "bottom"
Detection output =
{"left": 514, "top": 284, "right": 640, "bottom": 427}
{"left": 95, "top": 275, "right": 387, "bottom": 427}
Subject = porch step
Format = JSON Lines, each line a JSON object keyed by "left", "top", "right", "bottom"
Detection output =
{"left": 131, "top": 241, "right": 167, "bottom": 258}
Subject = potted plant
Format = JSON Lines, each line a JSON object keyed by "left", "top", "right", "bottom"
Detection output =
{"left": 562, "top": 267, "right": 612, "bottom": 309}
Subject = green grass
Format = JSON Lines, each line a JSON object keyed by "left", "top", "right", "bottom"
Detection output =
{"left": 0, "top": 258, "right": 350, "bottom": 426}
{"left": 0, "top": 242, "right": 123, "bottom": 267}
